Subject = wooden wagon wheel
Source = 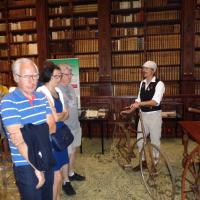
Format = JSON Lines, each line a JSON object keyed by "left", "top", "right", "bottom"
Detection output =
{"left": 181, "top": 145, "right": 200, "bottom": 200}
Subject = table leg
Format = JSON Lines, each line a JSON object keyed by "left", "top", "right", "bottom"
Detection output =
{"left": 101, "top": 121, "right": 104, "bottom": 154}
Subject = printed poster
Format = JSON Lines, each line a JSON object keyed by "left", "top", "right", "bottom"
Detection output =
{"left": 48, "top": 58, "right": 81, "bottom": 108}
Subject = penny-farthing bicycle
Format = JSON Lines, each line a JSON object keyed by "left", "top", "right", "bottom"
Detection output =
{"left": 110, "top": 108, "right": 176, "bottom": 200}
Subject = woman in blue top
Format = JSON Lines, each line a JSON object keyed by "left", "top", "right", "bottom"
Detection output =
{"left": 37, "top": 61, "right": 75, "bottom": 199}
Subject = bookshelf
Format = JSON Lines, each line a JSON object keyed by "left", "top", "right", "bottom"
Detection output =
{"left": 0, "top": 0, "right": 198, "bottom": 97}
{"left": 73, "top": 1, "right": 99, "bottom": 96}
{"left": 110, "top": 0, "right": 181, "bottom": 96}
{"left": 0, "top": 0, "right": 10, "bottom": 86}
{"left": 47, "top": 0, "right": 99, "bottom": 96}
{"left": 0, "top": 0, "right": 39, "bottom": 87}
{"left": 110, "top": 0, "right": 144, "bottom": 96}
{"left": 145, "top": 0, "right": 181, "bottom": 96}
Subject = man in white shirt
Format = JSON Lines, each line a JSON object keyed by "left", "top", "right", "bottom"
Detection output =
{"left": 130, "top": 61, "right": 165, "bottom": 170}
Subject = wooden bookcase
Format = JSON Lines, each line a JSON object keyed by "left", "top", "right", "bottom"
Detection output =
{"left": 0, "top": 0, "right": 197, "bottom": 97}
{"left": 110, "top": 0, "right": 144, "bottom": 96}
{"left": 0, "top": 0, "right": 45, "bottom": 86}
{"left": 0, "top": 0, "right": 10, "bottom": 86}
{"left": 47, "top": 0, "right": 99, "bottom": 96}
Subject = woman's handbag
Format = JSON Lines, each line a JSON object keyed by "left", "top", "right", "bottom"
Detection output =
{"left": 51, "top": 124, "right": 74, "bottom": 151}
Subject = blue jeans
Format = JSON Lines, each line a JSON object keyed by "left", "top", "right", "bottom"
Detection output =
{"left": 13, "top": 165, "right": 54, "bottom": 200}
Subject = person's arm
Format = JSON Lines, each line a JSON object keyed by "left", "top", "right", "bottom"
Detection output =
{"left": 46, "top": 114, "right": 56, "bottom": 134}
{"left": 56, "top": 109, "right": 69, "bottom": 122}
{"left": 130, "top": 81, "right": 165, "bottom": 109}
{"left": 6, "top": 124, "right": 45, "bottom": 189}
{"left": 47, "top": 97, "right": 68, "bottom": 122}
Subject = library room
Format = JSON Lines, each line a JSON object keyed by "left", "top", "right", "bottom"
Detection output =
{"left": 0, "top": 0, "right": 200, "bottom": 199}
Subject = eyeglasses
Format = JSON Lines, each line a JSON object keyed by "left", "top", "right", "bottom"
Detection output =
{"left": 62, "top": 73, "right": 73, "bottom": 77}
{"left": 52, "top": 75, "right": 62, "bottom": 79}
{"left": 16, "top": 74, "right": 39, "bottom": 80}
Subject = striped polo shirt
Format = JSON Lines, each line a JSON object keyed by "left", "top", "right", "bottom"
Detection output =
{"left": 0, "top": 88, "right": 52, "bottom": 166}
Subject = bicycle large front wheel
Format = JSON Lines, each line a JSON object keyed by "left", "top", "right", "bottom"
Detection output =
{"left": 140, "top": 143, "right": 176, "bottom": 200}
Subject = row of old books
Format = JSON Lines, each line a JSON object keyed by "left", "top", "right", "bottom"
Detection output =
{"left": 146, "top": 51, "right": 180, "bottom": 65}
{"left": 113, "top": 83, "right": 139, "bottom": 96}
{"left": 73, "top": 4, "right": 98, "bottom": 13}
{"left": 0, "top": 36, "right": 6, "bottom": 43}
{"left": 112, "top": 0, "right": 142, "bottom": 10}
{"left": 10, "top": 21, "right": 36, "bottom": 31}
{"left": 146, "top": 34, "right": 180, "bottom": 49}
{"left": 195, "top": 51, "right": 200, "bottom": 64}
{"left": 147, "top": 10, "right": 180, "bottom": 21}
{"left": 112, "top": 34, "right": 181, "bottom": 51}
{"left": 195, "top": 21, "right": 200, "bottom": 33}
{"left": 7, "top": 0, "right": 35, "bottom": 5}
{"left": 113, "top": 82, "right": 180, "bottom": 96}
{"left": 74, "top": 17, "right": 97, "bottom": 26}
{"left": 80, "top": 71, "right": 99, "bottom": 83}
{"left": 195, "top": 35, "right": 200, "bottom": 48}
{"left": 8, "top": 8, "right": 35, "bottom": 18}
{"left": 112, "top": 37, "right": 144, "bottom": 51}
{"left": 10, "top": 33, "right": 37, "bottom": 43}
{"left": 111, "top": 24, "right": 180, "bottom": 37}
{"left": 111, "top": 12, "right": 144, "bottom": 24}
{"left": 112, "top": 51, "right": 180, "bottom": 67}
{"left": 145, "top": 0, "right": 175, "bottom": 8}
{"left": 164, "top": 83, "right": 180, "bottom": 96}
{"left": 10, "top": 43, "right": 38, "bottom": 56}
{"left": 194, "top": 67, "right": 200, "bottom": 80}
{"left": 146, "top": 24, "right": 180, "bottom": 35}
{"left": 76, "top": 54, "right": 99, "bottom": 68}
{"left": 48, "top": 4, "right": 98, "bottom": 14}
{"left": 80, "top": 86, "right": 98, "bottom": 97}
{"left": 50, "top": 17, "right": 97, "bottom": 28}
{"left": 0, "top": 73, "right": 11, "bottom": 86}
{"left": 195, "top": 83, "right": 200, "bottom": 95}
{"left": 51, "top": 31, "right": 72, "bottom": 40}
{"left": 112, "top": 68, "right": 143, "bottom": 82}
{"left": 0, "top": 61, "right": 10, "bottom": 72}
{"left": 158, "top": 66, "right": 180, "bottom": 81}
{"left": 111, "top": 65, "right": 180, "bottom": 82}
{"left": 74, "top": 39, "right": 98, "bottom": 53}
{"left": 49, "top": 6, "right": 70, "bottom": 15}
{"left": 74, "top": 30, "right": 97, "bottom": 39}
{"left": 0, "top": 23, "right": 6, "bottom": 31}
{"left": 112, "top": 53, "right": 144, "bottom": 67}
{"left": 51, "top": 29, "right": 98, "bottom": 40}
{"left": 111, "top": 27, "right": 144, "bottom": 37}
{"left": 49, "top": 18, "right": 71, "bottom": 27}
{"left": 0, "top": 49, "right": 8, "bottom": 57}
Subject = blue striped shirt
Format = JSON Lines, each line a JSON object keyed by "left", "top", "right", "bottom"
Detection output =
{"left": 0, "top": 88, "right": 52, "bottom": 166}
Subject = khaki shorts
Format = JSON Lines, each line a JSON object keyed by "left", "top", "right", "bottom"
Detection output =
{"left": 68, "top": 127, "right": 82, "bottom": 154}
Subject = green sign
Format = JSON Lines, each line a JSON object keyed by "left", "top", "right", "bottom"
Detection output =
{"left": 48, "top": 58, "right": 81, "bottom": 108}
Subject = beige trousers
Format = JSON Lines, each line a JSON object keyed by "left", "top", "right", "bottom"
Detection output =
{"left": 137, "top": 110, "right": 162, "bottom": 160}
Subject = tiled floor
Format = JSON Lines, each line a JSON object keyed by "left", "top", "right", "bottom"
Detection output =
{"left": 0, "top": 138, "right": 198, "bottom": 200}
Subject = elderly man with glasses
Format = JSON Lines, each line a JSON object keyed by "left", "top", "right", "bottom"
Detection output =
{"left": 0, "top": 58, "right": 56, "bottom": 200}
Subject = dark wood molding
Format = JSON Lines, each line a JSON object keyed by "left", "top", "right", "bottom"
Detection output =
{"left": 181, "top": 0, "right": 195, "bottom": 93}
{"left": 36, "top": 0, "right": 48, "bottom": 70}
{"left": 98, "top": 0, "right": 112, "bottom": 95}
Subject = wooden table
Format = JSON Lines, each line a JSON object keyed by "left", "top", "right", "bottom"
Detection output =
{"left": 79, "top": 110, "right": 109, "bottom": 154}
{"left": 178, "top": 121, "right": 200, "bottom": 166}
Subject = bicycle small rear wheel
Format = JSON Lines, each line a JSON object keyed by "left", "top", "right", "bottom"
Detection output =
{"left": 140, "top": 143, "right": 176, "bottom": 200}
